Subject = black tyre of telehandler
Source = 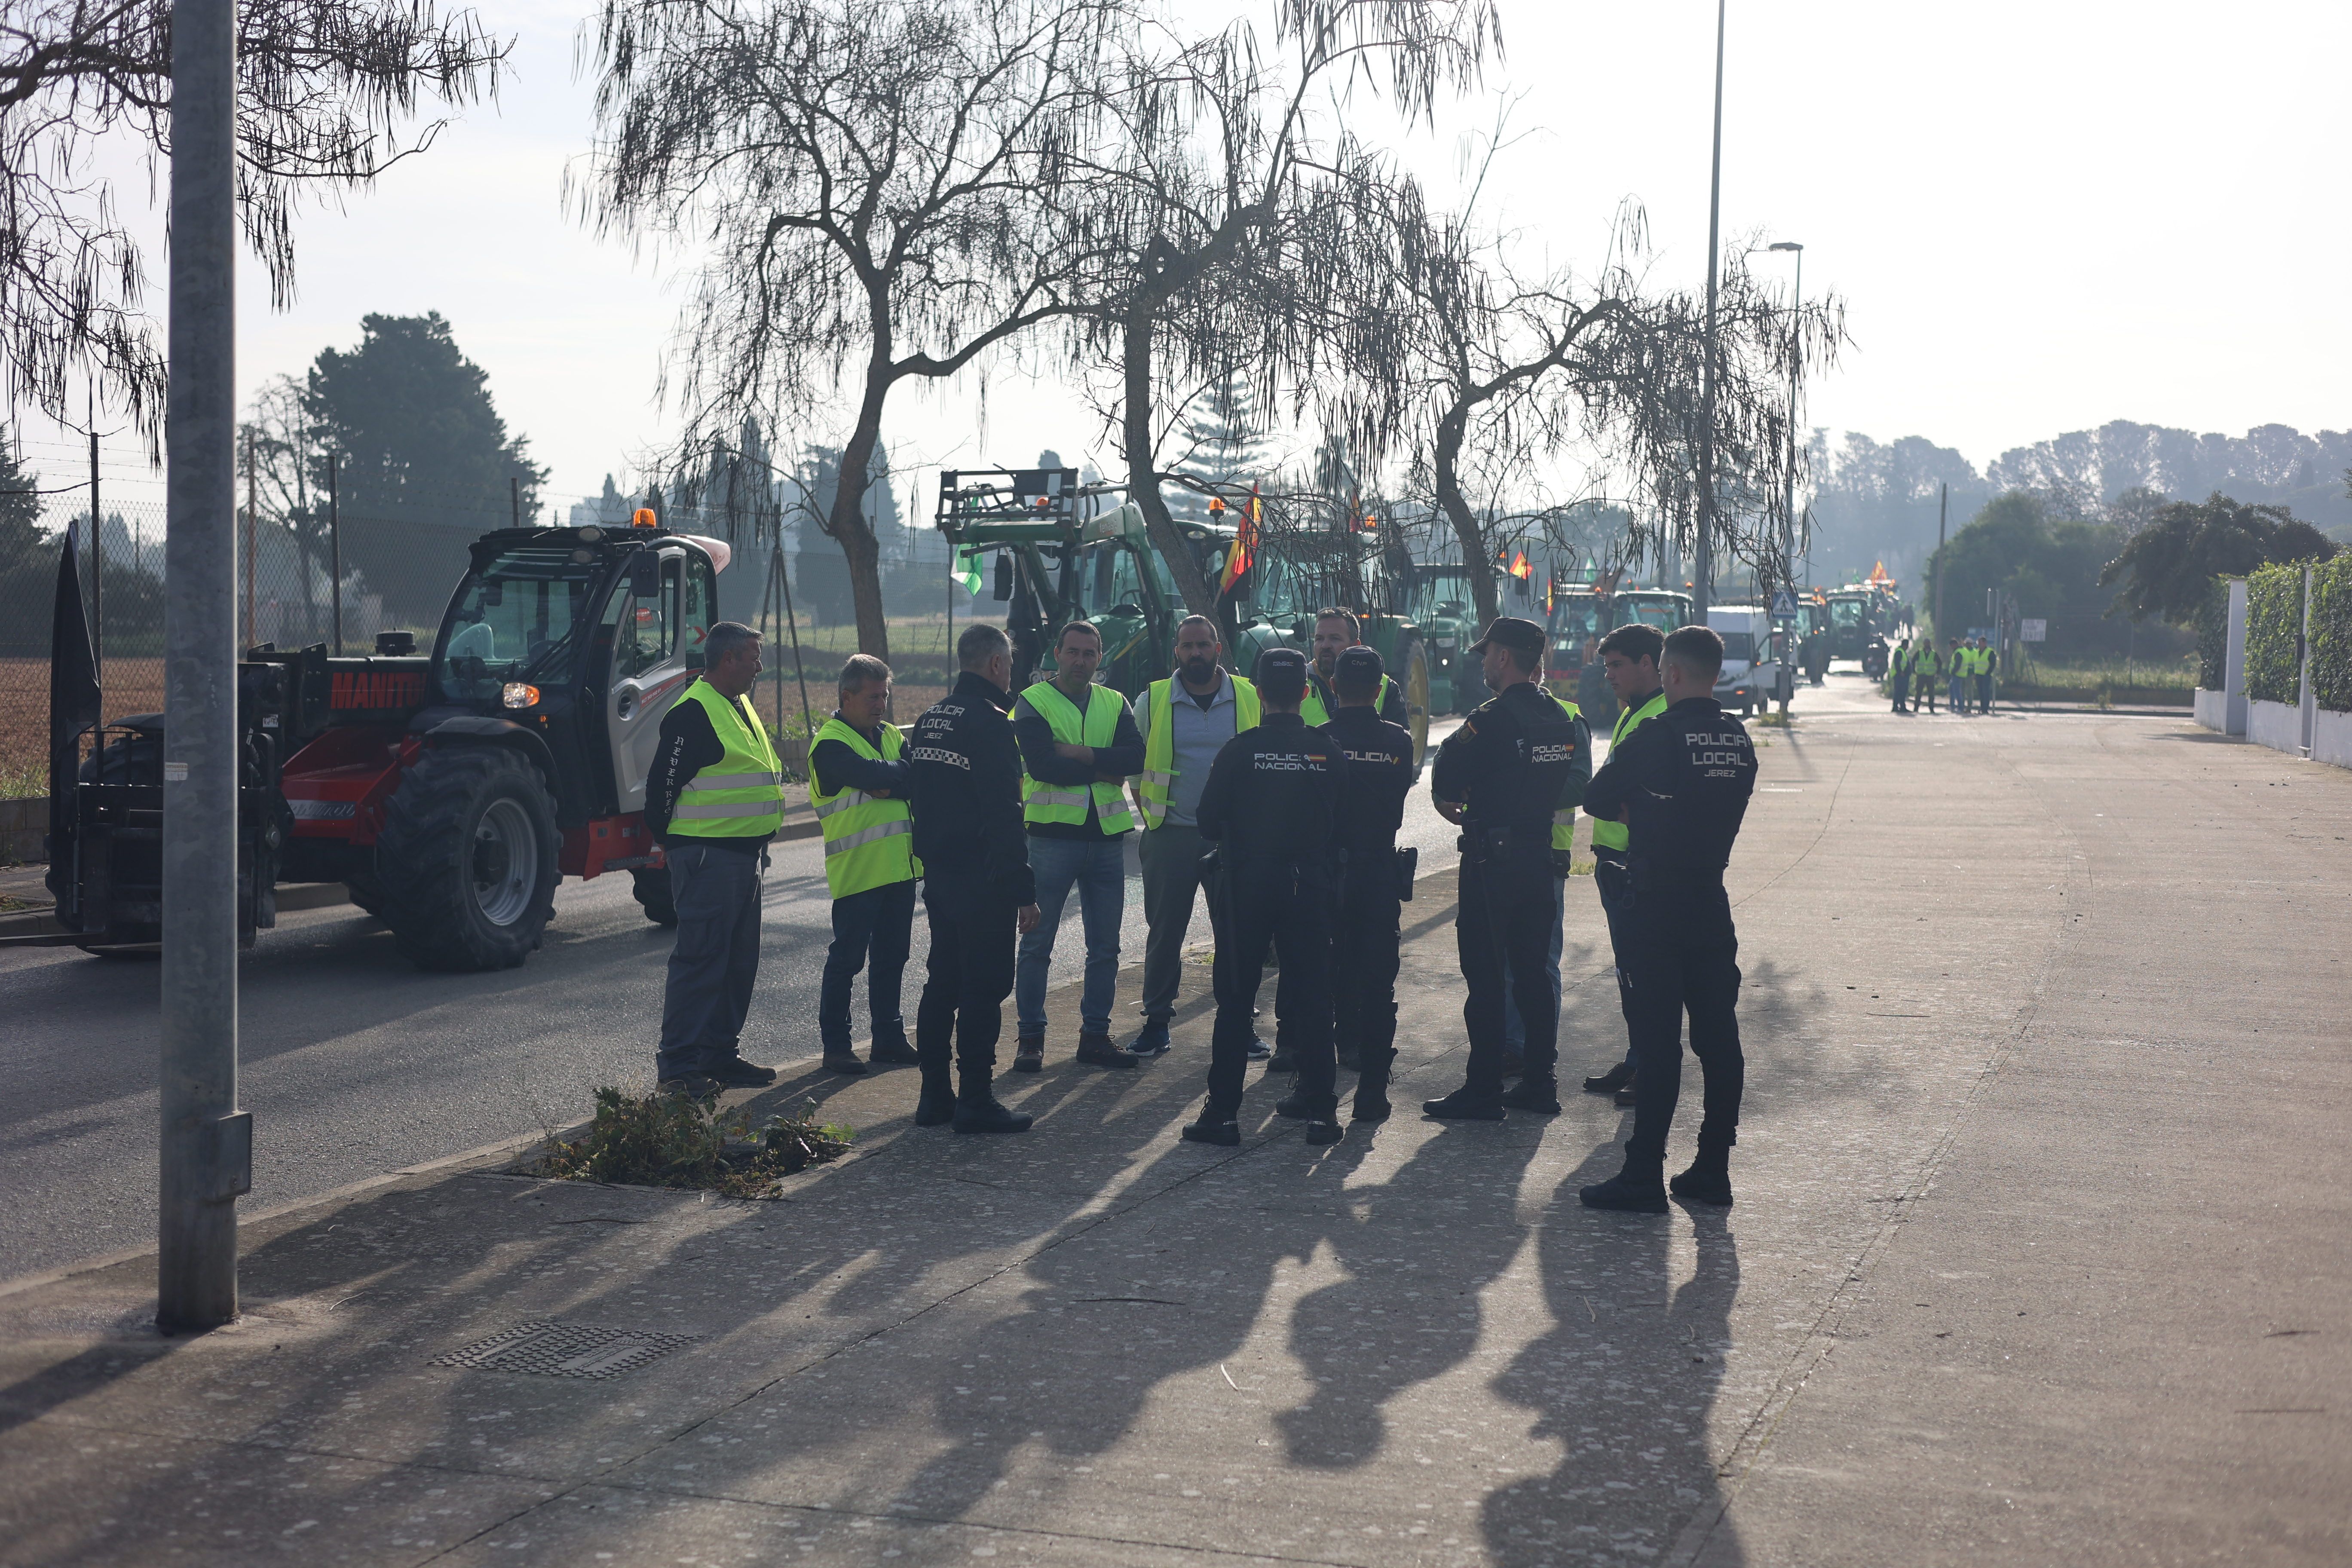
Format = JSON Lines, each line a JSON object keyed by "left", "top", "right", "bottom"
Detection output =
{"left": 375, "top": 746, "right": 560, "bottom": 972}
{"left": 631, "top": 864, "right": 679, "bottom": 928}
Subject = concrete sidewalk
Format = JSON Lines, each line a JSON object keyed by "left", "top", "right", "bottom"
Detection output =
{"left": 0, "top": 701, "right": 2344, "bottom": 1567}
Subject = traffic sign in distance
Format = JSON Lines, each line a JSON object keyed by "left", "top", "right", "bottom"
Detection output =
{"left": 1770, "top": 588, "right": 1799, "bottom": 618}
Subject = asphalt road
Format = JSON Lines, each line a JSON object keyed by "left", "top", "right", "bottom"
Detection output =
{"left": 0, "top": 713, "right": 1494, "bottom": 1281}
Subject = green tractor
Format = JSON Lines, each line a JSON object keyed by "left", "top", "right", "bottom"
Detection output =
{"left": 935, "top": 469, "right": 1435, "bottom": 768}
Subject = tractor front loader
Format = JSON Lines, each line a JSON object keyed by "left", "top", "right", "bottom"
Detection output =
{"left": 44, "top": 518, "right": 734, "bottom": 970}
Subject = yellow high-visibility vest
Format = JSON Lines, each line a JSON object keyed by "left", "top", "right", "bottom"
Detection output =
{"left": 1139, "top": 674, "right": 1259, "bottom": 829}
{"left": 1590, "top": 690, "right": 1666, "bottom": 854}
{"left": 668, "top": 681, "right": 784, "bottom": 841}
{"left": 1018, "top": 681, "right": 1138, "bottom": 835}
{"left": 808, "top": 716, "right": 920, "bottom": 898}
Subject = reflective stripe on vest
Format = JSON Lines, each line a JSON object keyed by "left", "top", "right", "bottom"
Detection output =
{"left": 1139, "top": 674, "right": 1259, "bottom": 829}
{"left": 1019, "top": 682, "right": 1137, "bottom": 834}
{"left": 1591, "top": 690, "right": 1666, "bottom": 853}
{"left": 1299, "top": 673, "right": 1393, "bottom": 729}
{"left": 669, "top": 683, "right": 785, "bottom": 839}
{"left": 808, "top": 715, "right": 921, "bottom": 897}
{"left": 1546, "top": 693, "right": 1583, "bottom": 852}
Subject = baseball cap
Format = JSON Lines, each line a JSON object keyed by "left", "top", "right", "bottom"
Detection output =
{"left": 1253, "top": 646, "right": 1310, "bottom": 701}
{"left": 1332, "top": 646, "right": 1385, "bottom": 689}
{"left": 1467, "top": 616, "right": 1545, "bottom": 665}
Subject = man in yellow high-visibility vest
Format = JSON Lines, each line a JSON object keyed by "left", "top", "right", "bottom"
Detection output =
{"left": 1579, "top": 623, "right": 1669, "bottom": 1106}
{"left": 810, "top": 653, "right": 921, "bottom": 1077}
{"left": 1129, "top": 614, "right": 1263, "bottom": 1061}
{"left": 1011, "top": 621, "right": 1146, "bottom": 1072}
{"left": 646, "top": 622, "right": 786, "bottom": 1095}
{"left": 1302, "top": 607, "right": 1409, "bottom": 729}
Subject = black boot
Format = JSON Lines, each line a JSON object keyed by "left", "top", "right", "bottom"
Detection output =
{"left": 1075, "top": 1030, "right": 1138, "bottom": 1071}
{"left": 1272, "top": 1089, "right": 1313, "bottom": 1120}
{"left": 1582, "top": 1060, "right": 1634, "bottom": 1095}
{"left": 1422, "top": 1085, "right": 1505, "bottom": 1121}
{"left": 1181, "top": 1102, "right": 1240, "bottom": 1146}
{"left": 1011, "top": 1036, "right": 1044, "bottom": 1074}
{"left": 1501, "top": 1076, "right": 1562, "bottom": 1115}
{"left": 951, "top": 1071, "right": 1032, "bottom": 1134}
{"left": 869, "top": 1034, "right": 921, "bottom": 1066}
{"left": 1580, "top": 1156, "right": 1669, "bottom": 1213}
{"left": 1303, "top": 1117, "right": 1344, "bottom": 1146}
{"left": 913, "top": 1064, "right": 956, "bottom": 1127}
{"left": 1669, "top": 1142, "right": 1734, "bottom": 1207}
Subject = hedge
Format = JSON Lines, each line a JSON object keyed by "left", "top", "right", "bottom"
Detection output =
{"left": 2243, "top": 564, "right": 2305, "bottom": 705}
{"left": 2312, "top": 554, "right": 2352, "bottom": 715}
{"left": 2196, "top": 577, "right": 2230, "bottom": 690}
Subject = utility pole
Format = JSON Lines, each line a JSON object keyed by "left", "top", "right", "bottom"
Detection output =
{"left": 89, "top": 427, "right": 103, "bottom": 683}
{"left": 1691, "top": 0, "right": 1728, "bottom": 624}
{"left": 159, "top": 0, "right": 248, "bottom": 1331}
{"left": 1767, "top": 241, "right": 1804, "bottom": 597}
{"left": 328, "top": 454, "right": 343, "bottom": 655}
{"left": 1932, "top": 482, "right": 1948, "bottom": 638}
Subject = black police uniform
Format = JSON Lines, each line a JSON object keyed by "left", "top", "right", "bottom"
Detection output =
{"left": 908, "top": 670, "right": 1038, "bottom": 1132}
{"left": 1192, "top": 685, "right": 1347, "bottom": 1137}
{"left": 1429, "top": 676, "right": 1577, "bottom": 1107}
{"left": 1579, "top": 694, "right": 1758, "bottom": 1204}
{"left": 1321, "top": 668, "right": 1416, "bottom": 1121}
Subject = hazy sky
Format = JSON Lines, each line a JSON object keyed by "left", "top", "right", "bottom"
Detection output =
{"left": 19, "top": 0, "right": 2349, "bottom": 510}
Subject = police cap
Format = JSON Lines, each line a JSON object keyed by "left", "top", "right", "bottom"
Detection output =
{"left": 1254, "top": 646, "right": 1310, "bottom": 703}
{"left": 1333, "top": 645, "right": 1384, "bottom": 684}
{"left": 1468, "top": 616, "right": 1546, "bottom": 668}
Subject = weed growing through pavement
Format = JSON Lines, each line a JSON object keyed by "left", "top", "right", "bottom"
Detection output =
{"left": 539, "top": 1087, "right": 853, "bottom": 1198}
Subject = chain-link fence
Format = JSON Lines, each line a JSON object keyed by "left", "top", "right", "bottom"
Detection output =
{"left": 0, "top": 490, "right": 996, "bottom": 805}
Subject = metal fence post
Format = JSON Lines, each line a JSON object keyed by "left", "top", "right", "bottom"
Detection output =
{"left": 158, "top": 0, "right": 246, "bottom": 1332}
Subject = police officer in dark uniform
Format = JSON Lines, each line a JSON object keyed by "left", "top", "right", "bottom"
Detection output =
{"left": 1184, "top": 648, "right": 1347, "bottom": 1148}
{"left": 1425, "top": 616, "right": 1578, "bottom": 1120}
{"left": 1321, "top": 646, "right": 1416, "bottom": 1123}
{"left": 1577, "top": 625, "right": 1758, "bottom": 1211}
{"left": 907, "top": 624, "right": 1044, "bottom": 1135}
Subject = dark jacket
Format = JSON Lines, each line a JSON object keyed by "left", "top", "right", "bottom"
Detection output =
{"left": 646, "top": 685, "right": 765, "bottom": 854}
{"left": 1011, "top": 680, "right": 1146, "bottom": 839}
{"left": 1322, "top": 706, "right": 1415, "bottom": 855}
{"left": 809, "top": 716, "right": 912, "bottom": 799}
{"left": 1430, "top": 680, "right": 1579, "bottom": 839}
{"left": 909, "top": 671, "right": 1036, "bottom": 909}
{"left": 1309, "top": 668, "right": 1410, "bottom": 730}
{"left": 1195, "top": 711, "right": 1344, "bottom": 873}
{"left": 1581, "top": 695, "right": 1757, "bottom": 891}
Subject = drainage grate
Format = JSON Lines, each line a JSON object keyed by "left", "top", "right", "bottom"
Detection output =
{"left": 431, "top": 1322, "right": 699, "bottom": 1380}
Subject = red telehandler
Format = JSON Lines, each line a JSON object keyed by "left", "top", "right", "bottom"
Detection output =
{"left": 42, "top": 515, "right": 734, "bottom": 968}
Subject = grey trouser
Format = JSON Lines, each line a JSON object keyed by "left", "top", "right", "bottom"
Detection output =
{"left": 657, "top": 842, "right": 763, "bottom": 1080}
{"left": 1139, "top": 823, "right": 1226, "bottom": 1024}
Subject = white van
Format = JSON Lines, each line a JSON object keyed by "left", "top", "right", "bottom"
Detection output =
{"left": 1704, "top": 606, "right": 1787, "bottom": 715}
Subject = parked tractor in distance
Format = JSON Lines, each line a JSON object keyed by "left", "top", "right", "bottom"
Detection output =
{"left": 937, "top": 468, "right": 1436, "bottom": 768}
{"left": 46, "top": 518, "right": 731, "bottom": 967}
{"left": 1544, "top": 583, "right": 1694, "bottom": 727}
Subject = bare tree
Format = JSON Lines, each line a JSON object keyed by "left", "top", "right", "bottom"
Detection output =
{"left": 1390, "top": 190, "right": 1843, "bottom": 623}
{"left": 0, "top": 0, "right": 508, "bottom": 432}
{"left": 1071, "top": 0, "right": 1498, "bottom": 616}
{"left": 581, "top": 0, "right": 1128, "bottom": 659}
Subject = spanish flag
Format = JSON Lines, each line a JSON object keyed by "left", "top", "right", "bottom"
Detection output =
{"left": 1509, "top": 550, "right": 1531, "bottom": 581}
{"left": 1220, "top": 485, "right": 1259, "bottom": 594}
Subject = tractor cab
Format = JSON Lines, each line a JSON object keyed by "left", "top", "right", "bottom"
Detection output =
{"left": 426, "top": 523, "right": 719, "bottom": 823}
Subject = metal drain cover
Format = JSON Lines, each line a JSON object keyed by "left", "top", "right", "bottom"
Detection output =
{"left": 432, "top": 1322, "right": 699, "bottom": 1380}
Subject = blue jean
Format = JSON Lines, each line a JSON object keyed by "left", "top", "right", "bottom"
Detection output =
{"left": 819, "top": 877, "right": 916, "bottom": 1052}
{"left": 1016, "top": 834, "right": 1126, "bottom": 1037}
{"left": 1503, "top": 871, "right": 1568, "bottom": 1054}
{"left": 1949, "top": 674, "right": 1967, "bottom": 709}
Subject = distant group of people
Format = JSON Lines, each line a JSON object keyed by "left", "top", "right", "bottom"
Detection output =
{"left": 641, "top": 604, "right": 1761, "bottom": 1210}
{"left": 1887, "top": 634, "right": 1996, "bottom": 715}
